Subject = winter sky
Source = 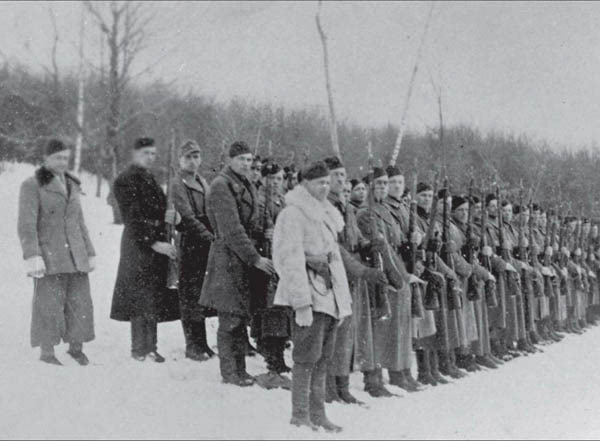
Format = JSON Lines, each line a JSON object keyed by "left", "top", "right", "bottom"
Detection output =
{"left": 1, "top": 1, "right": 600, "bottom": 149}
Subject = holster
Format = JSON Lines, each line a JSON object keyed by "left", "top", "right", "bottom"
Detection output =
{"left": 446, "top": 279, "right": 463, "bottom": 311}
{"left": 421, "top": 267, "right": 442, "bottom": 311}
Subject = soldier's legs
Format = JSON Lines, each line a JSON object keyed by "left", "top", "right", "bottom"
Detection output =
{"left": 291, "top": 312, "right": 337, "bottom": 429}
{"left": 217, "top": 312, "right": 252, "bottom": 384}
{"left": 130, "top": 316, "right": 147, "bottom": 357}
{"left": 327, "top": 315, "right": 352, "bottom": 402}
{"left": 31, "top": 275, "right": 67, "bottom": 350}
{"left": 145, "top": 315, "right": 158, "bottom": 353}
{"left": 64, "top": 272, "right": 94, "bottom": 347}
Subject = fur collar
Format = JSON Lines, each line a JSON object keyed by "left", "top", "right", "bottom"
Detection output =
{"left": 285, "top": 185, "right": 344, "bottom": 233}
{"left": 35, "top": 166, "right": 80, "bottom": 187}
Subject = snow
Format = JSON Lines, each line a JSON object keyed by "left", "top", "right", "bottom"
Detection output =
{"left": 1, "top": 162, "right": 600, "bottom": 439}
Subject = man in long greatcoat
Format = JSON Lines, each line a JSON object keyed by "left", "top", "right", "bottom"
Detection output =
{"left": 199, "top": 141, "right": 275, "bottom": 387}
{"left": 323, "top": 156, "right": 385, "bottom": 402}
{"left": 18, "top": 139, "right": 96, "bottom": 366}
{"left": 172, "top": 140, "right": 215, "bottom": 361}
{"left": 111, "top": 137, "right": 180, "bottom": 363}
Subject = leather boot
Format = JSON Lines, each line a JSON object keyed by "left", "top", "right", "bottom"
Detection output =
{"left": 447, "top": 350, "right": 468, "bottom": 378}
{"left": 430, "top": 350, "right": 448, "bottom": 384}
{"left": 310, "top": 360, "right": 342, "bottom": 432}
{"left": 475, "top": 355, "right": 498, "bottom": 369}
{"left": 416, "top": 349, "right": 437, "bottom": 386}
{"left": 336, "top": 376, "right": 364, "bottom": 404}
{"left": 290, "top": 362, "right": 318, "bottom": 431}
{"left": 403, "top": 368, "right": 422, "bottom": 390}
{"left": 363, "top": 370, "right": 393, "bottom": 397}
{"left": 325, "top": 375, "right": 342, "bottom": 403}
{"left": 194, "top": 319, "right": 216, "bottom": 358}
{"left": 389, "top": 369, "right": 418, "bottom": 392}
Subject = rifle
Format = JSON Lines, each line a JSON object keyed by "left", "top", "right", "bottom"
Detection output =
{"left": 166, "top": 130, "right": 179, "bottom": 289}
{"left": 259, "top": 156, "right": 281, "bottom": 299}
{"left": 440, "top": 177, "right": 462, "bottom": 310}
{"left": 366, "top": 142, "right": 391, "bottom": 321}
{"left": 465, "top": 178, "right": 481, "bottom": 301}
{"left": 480, "top": 187, "right": 498, "bottom": 307}
{"left": 408, "top": 168, "right": 426, "bottom": 317}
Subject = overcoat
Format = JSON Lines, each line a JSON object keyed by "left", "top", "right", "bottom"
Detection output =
{"left": 355, "top": 201, "right": 412, "bottom": 371}
{"left": 172, "top": 170, "right": 215, "bottom": 321}
{"left": 18, "top": 167, "right": 95, "bottom": 273}
{"left": 110, "top": 164, "right": 179, "bottom": 322}
{"left": 199, "top": 166, "right": 261, "bottom": 317}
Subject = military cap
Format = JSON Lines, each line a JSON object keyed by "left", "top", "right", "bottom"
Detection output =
{"left": 178, "top": 139, "right": 201, "bottom": 157}
{"left": 134, "top": 137, "right": 155, "bottom": 150}
{"left": 485, "top": 193, "right": 497, "bottom": 206}
{"left": 386, "top": 166, "right": 403, "bottom": 178}
{"left": 416, "top": 182, "right": 432, "bottom": 194}
{"left": 261, "top": 160, "right": 281, "bottom": 177}
{"left": 452, "top": 195, "right": 468, "bottom": 211}
{"left": 372, "top": 167, "right": 387, "bottom": 180}
{"left": 229, "top": 141, "right": 252, "bottom": 158}
{"left": 45, "top": 139, "right": 69, "bottom": 156}
{"left": 301, "top": 161, "right": 329, "bottom": 181}
{"left": 323, "top": 156, "right": 344, "bottom": 171}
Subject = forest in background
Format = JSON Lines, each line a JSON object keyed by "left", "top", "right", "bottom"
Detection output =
{"left": 1, "top": 1, "right": 599, "bottom": 217}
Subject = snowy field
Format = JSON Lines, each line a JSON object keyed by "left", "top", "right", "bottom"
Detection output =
{"left": 1, "top": 162, "right": 600, "bottom": 440}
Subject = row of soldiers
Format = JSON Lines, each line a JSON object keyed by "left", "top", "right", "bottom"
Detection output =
{"left": 18, "top": 137, "right": 600, "bottom": 433}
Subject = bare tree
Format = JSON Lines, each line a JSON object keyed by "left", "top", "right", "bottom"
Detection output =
{"left": 74, "top": 4, "right": 86, "bottom": 175}
{"left": 84, "top": 0, "right": 158, "bottom": 195}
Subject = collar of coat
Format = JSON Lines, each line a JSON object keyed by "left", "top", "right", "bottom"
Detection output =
{"left": 178, "top": 170, "right": 209, "bottom": 193}
{"left": 35, "top": 166, "right": 80, "bottom": 187}
{"left": 285, "top": 185, "right": 344, "bottom": 234}
{"left": 220, "top": 165, "right": 253, "bottom": 193}
{"left": 327, "top": 191, "right": 345, "bottom": 215}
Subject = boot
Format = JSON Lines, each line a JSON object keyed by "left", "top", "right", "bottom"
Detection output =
{"left": 255, "top": 370, "right": 292, "bottom": 390}
{"left": 219, "top": 325, "right": 250, "bottom": 386}
{"left": 363, "top": 370, "right": 393, "bottom": 397}
{"left": 291, "top": 362, "right": 318, "bottom": 431}
{"left": 389, "top": 370, "right": 418, "bottom": 392}
{"left": 193, "top": 319, "right": 216, "bottom": 358}
{"left": 447, "top": 350, "right": 468, "bottom": 378}
{"left": 40, "top": 346, "right": 62, "bottom": 366}
{"left": 416, "top": 349, "right": 437, "bottom": 386}
{"left": 475, "top": 355, "right": 498, "bottom": 369}
{"left": 325, "top": 375, "right": 342, "bottom": 403}
{"left": 403, "top": 368, "right": 422, "bottom": 391}
{"left": 430, "top": 350, "right": 449, "bottom": 384}
{"left": 336, "top": 376, "right": 364, "bottom": 404}
{"left": 67, "top": 343, "right": 89, "bottom": 366}
{"left": 456, "top": 352, "right": 478, "bottom": 372}
{"left": 147, "top": 351, "right": 166, "bottom": 363}
{"left": 529, "top": 329, "right": 541, "bottom": 345}
{"left": 310, "top": 360, "right": 343, "bottom": 433}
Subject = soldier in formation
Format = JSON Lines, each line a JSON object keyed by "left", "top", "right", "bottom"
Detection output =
{"left": 20, "top": 137, "right": 600, "bottom": 434}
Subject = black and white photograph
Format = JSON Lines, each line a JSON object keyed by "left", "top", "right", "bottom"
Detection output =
{"left": 2, "top": 1, "right": 600, "bottom": 439}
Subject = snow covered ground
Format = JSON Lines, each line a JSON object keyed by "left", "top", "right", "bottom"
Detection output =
{"left": 1, "top": 162, "right": 600, "bottom": 440}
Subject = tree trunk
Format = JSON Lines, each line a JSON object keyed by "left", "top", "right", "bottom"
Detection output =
{"left": 74, "top": 5, "right": 85, "bottom": 175}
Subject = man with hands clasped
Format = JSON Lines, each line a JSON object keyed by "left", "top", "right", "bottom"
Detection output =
{"left": 110, "top": 137, "right": 181, "bottom": 363}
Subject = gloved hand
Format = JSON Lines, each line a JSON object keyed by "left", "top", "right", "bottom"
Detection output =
{"left": 481, "top": 245, "right": 493, "bottom": 257}
{"left": 295, "top": 306, "right": 313, "bottom": 327}
{"left": 561, "top": 246, "right": 571, "bottom": 258}
{"left": 545, "top": 246, "right": 553, "bottom": 257}
{"left": 505, "top": 262, "right": 517, "bottom": 273}
{"left": 362, "top": 267, "right": 388, "bottom": 285}
{"left": 25, "top": 256, "right": 46, "bottom": 278}
{"left": 410, "top": 231, "right": 423, "bottom": 245}
{"left": 165, "top": 208, "right": 181, "bottom": 225}
{"left": 540, "top": 266, "right": 553, "bottom": 277}
{"left": 407, "top": 273, "right": 426, "bottom": 285}
{"left": 487, "top": 272, "right": 496, "bottom": 282}
{"left": 88, "top": 256, "right": 96, "bottom": 272}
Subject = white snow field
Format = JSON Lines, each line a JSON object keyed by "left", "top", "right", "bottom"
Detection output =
{"left": 1, "top": 162, "right": 600, "bottom": 440}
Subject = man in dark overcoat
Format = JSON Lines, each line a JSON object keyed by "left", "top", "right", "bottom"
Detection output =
{"left": 110, "top": 137, "right": 180, "bottom": 363}
{"left": 199, "top": 141, "right": 275, "bottom": 387}
{"left": 18, "top": 139, "right": 96, "bottom": 366}
{"left": 172, "top": 140, "right": 215, "bottom": 361}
